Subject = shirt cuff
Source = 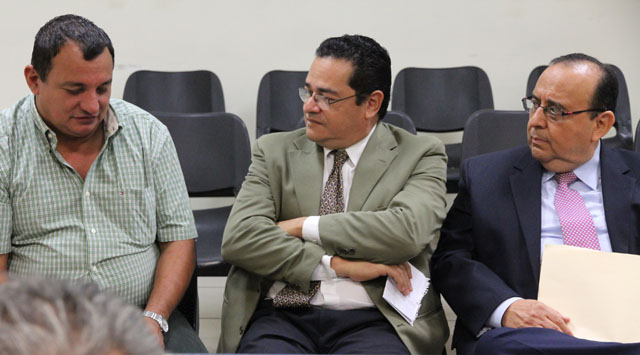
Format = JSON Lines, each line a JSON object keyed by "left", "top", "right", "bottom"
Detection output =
{"left": 302, "top": 215, "right": 321, "bottom": 245}
{"left": 487, "top": 297, "right": 522, "bottom": 328}
{"left": 310, "top": 255, "right": 338, "bottom": 281}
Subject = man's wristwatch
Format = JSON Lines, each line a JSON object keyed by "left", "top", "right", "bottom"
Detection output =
{"left": 143, "top": 310, "right": 169, "bottom": 333}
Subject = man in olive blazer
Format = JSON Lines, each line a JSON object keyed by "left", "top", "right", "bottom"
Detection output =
{"left": 218, "top": 35, "right": 449, "bottom": 354}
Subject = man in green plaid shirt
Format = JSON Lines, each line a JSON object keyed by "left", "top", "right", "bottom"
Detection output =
{"left": 0, "top": 15, "right": 206, "bottom": 353}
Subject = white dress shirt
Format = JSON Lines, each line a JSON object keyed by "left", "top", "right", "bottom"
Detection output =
{"left": 485, "top": 142, "right": 612, "bottom": 329}
{"left": 267, "top": 125, "right": 377, "bottom": 310}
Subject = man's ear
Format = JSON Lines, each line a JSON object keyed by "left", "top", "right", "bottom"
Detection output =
{"left": 591, "top": 110, "right": 615, "bottom": 142}
{"left": 365, "top": 90, "right": 384, "bottom": 120}
{"left": 24, "top": 65, "right": 41, "bottom": 95}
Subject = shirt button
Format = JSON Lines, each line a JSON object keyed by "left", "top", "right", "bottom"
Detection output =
{"left": 92, "top": 266, "right": 98, "bottom": 273}
{"left": 91, "top": 228, "right": 97, "bottom": 234}
{"left": 85, "top": 191, "right": 91, "bottom": 197}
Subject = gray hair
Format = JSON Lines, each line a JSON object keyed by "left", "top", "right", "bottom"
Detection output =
{"left": 0, "top": 277, "right": 162, "bottom": 355}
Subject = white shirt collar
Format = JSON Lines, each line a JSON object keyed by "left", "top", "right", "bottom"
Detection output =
{"left": 542, "top": 141, "right": 601, "bottom": 190}
{"left": 322, "top": 124, "right": 377, "bottom": 166}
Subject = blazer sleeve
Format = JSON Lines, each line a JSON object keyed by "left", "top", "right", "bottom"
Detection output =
{"left": 221, "top": 138, "right": 325, "bottom": 292}
{"left": 430, "top": 159, "right": 521, "bottom": 335}
{"left": 318, "top": 137, "right": 447, "bottom": 265}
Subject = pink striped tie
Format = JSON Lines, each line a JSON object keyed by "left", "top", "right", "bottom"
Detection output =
{"left": 553, "top": 172, "right": 601, "bottom": 250}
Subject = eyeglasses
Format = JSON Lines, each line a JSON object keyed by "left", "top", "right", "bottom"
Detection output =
{"left": 298, "top": 87, "right": 359, "bottom": 111}
{"left": 522, "top": 96, "right": 605, "bottom": 123}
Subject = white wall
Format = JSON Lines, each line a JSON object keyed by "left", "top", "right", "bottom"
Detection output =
{"left": 1, "top": 0, "right": 639, "bottom": 141}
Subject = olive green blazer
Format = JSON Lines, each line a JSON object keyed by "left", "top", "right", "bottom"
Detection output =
{"left": 218, "top": 123, "right": 449, "bottom": 354}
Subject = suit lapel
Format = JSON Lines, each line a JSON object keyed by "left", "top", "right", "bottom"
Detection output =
{"left": 289, "top": 135, "right": 324, "bottom": 216}
{"left": 600, "top": 147, "right": 634, "bottom": 254}
{"left": 509, "top": 151, "right": 543, "bottom": 283}
{"left": 348, "top": 124, "right": 398, "bottom": 211}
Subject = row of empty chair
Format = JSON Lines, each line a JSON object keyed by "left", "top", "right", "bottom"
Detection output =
{"left": 123, "top": 65, "right": 634, "bottom": 194}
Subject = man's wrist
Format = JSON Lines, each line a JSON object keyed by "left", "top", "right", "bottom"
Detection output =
{"left": 143, "top": 310, "right": 169, "bottom": 333}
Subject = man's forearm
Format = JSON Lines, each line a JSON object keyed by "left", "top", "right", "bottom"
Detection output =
{"left": 145, "top": 239, "right": 195, "bottom": 319}
{"left": 0, "top": 254, "right": 7, "bottom": 283}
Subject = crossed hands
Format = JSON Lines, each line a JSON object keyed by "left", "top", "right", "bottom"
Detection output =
{"left": 276, "top": 217, "right": 413, "bottom": 296}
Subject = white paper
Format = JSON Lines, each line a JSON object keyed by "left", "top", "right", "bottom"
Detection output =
{"left": 382, "top": 263, "right": 430, "bottom": 325}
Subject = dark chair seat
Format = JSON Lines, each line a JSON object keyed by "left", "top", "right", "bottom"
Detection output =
{"left": 194, "top": 206, "right": 232, "bottom": 276}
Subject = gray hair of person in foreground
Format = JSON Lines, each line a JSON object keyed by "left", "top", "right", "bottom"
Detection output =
{"left": 0, "top": 277, "right": 163, "bottom": 355}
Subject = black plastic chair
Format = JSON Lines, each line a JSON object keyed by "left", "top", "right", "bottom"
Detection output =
{"left": 176, "top": 273, "right": 199, "bottom": 331}
{"left": 124, "top": 70, "right": 225, "bottom": 113}
{"left": 257, "top": 70, "right": 308, "bottom": 138}
{"left": 525, "top": 64, "right": 632, "bottom": 150}
{"left": 392, "top": 66, "right": 494, "bottom": 192}
{"left": 635, "top": 122, "right": 640, "bottom": 152}
{"left": 383, "top": 110, "right": 417, "bottom": 135}
{"left": 153, "top": 111, "right": 251, "bottom": 280}
{"left": 461, "top": 110, "right": 530, "bottom": 162}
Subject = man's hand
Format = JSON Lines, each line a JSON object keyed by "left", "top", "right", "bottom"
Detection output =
{"left": 143, "top": 316, "right": 165, "bottom": 347}
{"left": 502, "top": 299, "right": 572, "bottom": 335}
{"left": 330, "top": 256, "right": 413, "bottom": 295}
{"left": 277, "top": 217, "right": 307, "bottom": 239}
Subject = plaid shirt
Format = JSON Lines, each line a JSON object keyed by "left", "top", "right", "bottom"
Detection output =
{"left": 0, "top": 96, "right": 196, "bottom": 306}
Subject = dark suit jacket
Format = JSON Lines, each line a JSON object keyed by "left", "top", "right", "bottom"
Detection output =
{"left": 431, "top": 145, "right": 640, "bottom": 354}
{"left": 219, "top": 124, "right": 450, "bottom": 354}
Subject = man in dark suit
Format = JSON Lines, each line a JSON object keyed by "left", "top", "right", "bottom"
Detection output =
{"left": 431, "top": 53, "right": 640, "bottom": 354}
{"left": 218, "top": 35, "right": 449, "bottom": 354}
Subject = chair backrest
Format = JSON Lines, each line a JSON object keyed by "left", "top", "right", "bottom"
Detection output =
{"left": 461, "top": 109, "right": 529, "bottom": 162}
{"left": 152, "top": 111, "right": 251, "bottom": 196}
{"left": 635, "top": 122, "right": 640, "bottom": 152}
{"left": 124, "top": 70, "right": 225, "bottom": 113}
{"left": 382, "top": 110, "right": 417, "bottom": 134}
{"left": 525, "top": 65, "right": 547, "bottom": 97}
{"left": 257, "top": 70, "right": 308, "bottom": 137}
{"left": 525, "top": 64, "right": 633, "bottom": 150}
{"left": 391, "top": 66, "right": 494, "bottom": 132}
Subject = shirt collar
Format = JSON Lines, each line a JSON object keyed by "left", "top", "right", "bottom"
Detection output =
{"left": 29, "top": 95, "right": 122, "bottom": 144}
{"left": 542, "top": 141, "right": 601, "bottom": 190}
{"left": 323, "top": 124, "right": 377, "bottom": 166}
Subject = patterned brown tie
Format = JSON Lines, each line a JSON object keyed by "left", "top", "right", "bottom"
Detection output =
{"left": 273, "top": 150, "right": 349, "bottom": 308}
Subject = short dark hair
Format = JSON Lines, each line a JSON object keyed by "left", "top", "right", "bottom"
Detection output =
{"left": 549, "top": 53, "right": 618, "bottom": 116}
{"left": 31, "top": 14, "right": 114, "bottom": 82}
{"left": 315, "top": 34, "right": 391, "bottom": 120}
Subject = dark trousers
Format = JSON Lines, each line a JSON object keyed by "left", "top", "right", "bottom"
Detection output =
{"left": 163, "top": 309, "right": 208, "bottom": 354}
{"left": 476, "top": 327, "right": 640, "bottom": 355}
{"left": 237, "top": 300, "right": 410, "bottom": 354}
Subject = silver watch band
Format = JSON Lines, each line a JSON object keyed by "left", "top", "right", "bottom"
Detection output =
{"left": 143, "top": 310, "right": 169, "bottom": 333}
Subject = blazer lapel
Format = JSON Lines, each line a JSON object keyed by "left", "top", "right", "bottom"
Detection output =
{"left": 289, "top": 135, "right": 324, "bottom": 216}
{"left": 509, "top": 151, "right": 544, "bottom": 283}
{"left": 348, "top": 124, "right": 398, "bottom": 211}
{"left": 600, "top": 147, "right": 634, "bottom": 254}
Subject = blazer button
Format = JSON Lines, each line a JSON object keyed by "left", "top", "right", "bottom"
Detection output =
{"left": 348, "top": 248, "right": 356, "bottom": 255}
{"left": 338, "top": 247, "right": 348, "bottom": 254}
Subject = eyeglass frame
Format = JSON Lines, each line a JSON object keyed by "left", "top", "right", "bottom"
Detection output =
{"left": 298, "top": 87, "right": 362, "bottom": 110}
{"left": 522, "top": 96, "right": 606, "bottom": 122}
